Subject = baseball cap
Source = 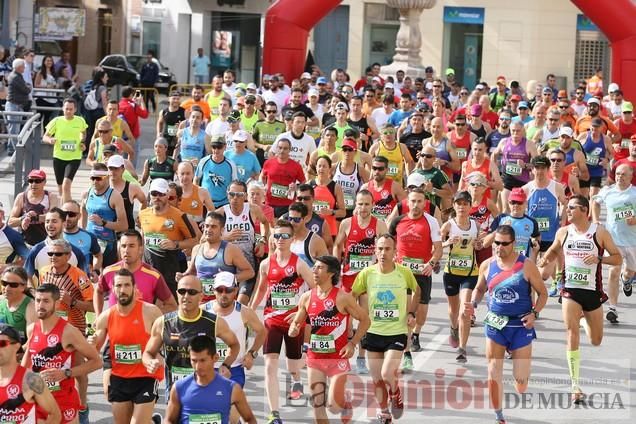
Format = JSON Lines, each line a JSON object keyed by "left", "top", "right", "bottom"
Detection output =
{"left": 0, "top": 324, "right": 20, "bottom": 343}
{"left": 213, "top": 271, "right": 237, "bottom": 289}
{"left": 283, "top": 110, "right": 295, "bottom": 121}
{"left": 445, "top": 68, "right": 455, "bottom": 76}
{"left": 233, "top": 130, "right": 249, "bottom": 142}
{"left": 372, "top": 76, "right": 381, "bottom": 83}
{"left": 557, "top": 89, "right": 568, "bottom": 99}
{"left": 308, "top": 89, "right": 319, "bottom": 98}
{"left": 509, "top": 188, "right": 527, "bottom": 203}
{"left": 384, "top": 82, "right": 394, "bottom": 89}
{"left": 342, "top": 138, "right": 358, "bottom": 150}
{"left": 300, "top": 72, "right": 311, "bottom": 80}
{"left": 245, "top": 94, "right": 256, "bottom": 102}
{"left": 236, "top": 82, "right": 247, "bottom": 90}
{"left": 542, "top": 86, "right": 552, "bottom": 94}
{"left": 317, "top": 76, "right": 328, "bottom": 84}
{"left": 518, "top": 101, "right": 529, "bottom": 109}
{"left": 531, "top": 155, "right": 550, "bottom": 168}
{"left": 587, "top": 97, "right": 600, "bottom": 105}
{"left": 246, "top": 82, "right": 257, "bottom": 90}
{"left": 227, "top": 110, "right": 241, "bottom": 123}
{"left": 593, "top": 89, "right": 604, "bottom": 98}
{"left": 107, "top": 155, "right": 125, "bottom": 168}
{"left": 154, "top": 137, "right": 169, "bottom": 147}
{"left": 608, "top": 83, "right": 620, "bottom": 93}
{"left": 470, "top": 104, "right": 483, "bottom": 116}
{"left": 497, "top": 75, "right": 506, "bottom": 84}
{"left": 27, "top": 169, "right": 46, "bottom": 180}
{"left": 475, "top": 84, "right": 485, "bottom": 90}
{"left": 149, "top": 178, "right": 169, "bottom": 194}
{"left": 510, "top": 94, "right": 522, "bottom": 102}
{"left": 559, "top": 126, "right": 573, "bottom": 138}
{"left": 453, "top": 191, "right": 472, "bottom": 203}
{"left": 406, "top": 172, "right": 427, "bottom": 188}
{"left": 622, "top": 101, "right": 633, "bottom": 113}
{"left": 103, "top": 144, "right": 118, "bottom": 154}
{"left": 335, "top": 102, "right": 349, "bottom": 111}
{"left": 465, "top": 171, "right": 487, "bottom": 186}
{"left": 425, "top": 66, "right": 434, "bottom": 73}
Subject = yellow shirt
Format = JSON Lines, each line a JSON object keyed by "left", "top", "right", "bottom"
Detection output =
{"left": 378, "top": 141, "right": 405, "bottom": 184}
{"left": 46, "top": 115, "right": 88, "bottom": 161}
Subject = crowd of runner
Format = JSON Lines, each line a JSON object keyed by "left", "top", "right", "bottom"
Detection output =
{"left": 0, "top": 64, "right": 635, "bottom": 424}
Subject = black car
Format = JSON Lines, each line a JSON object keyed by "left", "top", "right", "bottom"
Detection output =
{"left": 97, "top": 55, "right": 140, "bottom": 87}
{"left": 126, "top": 55, "right": 177, "bottom": 94}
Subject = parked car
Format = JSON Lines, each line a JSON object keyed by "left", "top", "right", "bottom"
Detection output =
{"left": 126, "top": 55, "right": 177, "bottom": 94}
{"left": 97, "top": 54, "right": 140, "bottom": 87}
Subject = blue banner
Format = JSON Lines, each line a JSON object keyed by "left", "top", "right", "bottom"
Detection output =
{"left": 444, "top": 7, "right": 484, "bottom": 25}
{"left": 576, "top": 14, "right": 599, "bottom": 32}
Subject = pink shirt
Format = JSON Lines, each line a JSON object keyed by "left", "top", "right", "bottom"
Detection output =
{"left": 98, "top": 261, "right": 173, "bottom": 306}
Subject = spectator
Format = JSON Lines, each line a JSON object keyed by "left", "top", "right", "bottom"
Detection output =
{"left": 33, "top": 55, "right": 59, "bottom": 126}
{"left": 84, "top": 68, "right": 110, "bottom": 151}
{"left": 5, "top": 58, "right": 32, "bottom": 155}
{"left": 54, "top": 50, "right": 76, "bottom": 81}
{"left": 118, "top": 86, "right": 149, "bottom": 164}
{"left": 192, "top": 48, "right": 211, "bottom": 84}
{"left": 140, "top": 51, "right": 159, "bottom": 112}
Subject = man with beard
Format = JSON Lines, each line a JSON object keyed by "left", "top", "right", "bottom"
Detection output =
{"left": 23, "top": 283, "right": 101, "bottom": 424}
{"left": 180, "top": 84, "right": 211, "bottom": 121}
{"left": 204, "top": 75, "right": 230, "bottom": 122}
{"left": 399, "top": 111, "right": 431, "bottom": 162}
{"left": 574, "top": 98, "right": 620, "bottom": 143}
{"left": 90, "top": 270, "right": 163, "bottom": 424}
{"left": 62, "top": 200, "right": 102, "bottom": 277}
{"left": 282, "top": 87, "right": 318, "bottom": 127}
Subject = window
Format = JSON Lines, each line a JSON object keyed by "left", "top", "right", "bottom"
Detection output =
{"left": 142, "top": 21, "right": 161, "bottom": 58}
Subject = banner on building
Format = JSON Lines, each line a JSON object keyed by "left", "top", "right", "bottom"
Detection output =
{"left": 35, "top": 7, "right": 86, "bottom": 40}
{"left": 212, "top": 30, "right": 233, "bottom": 68}
{"left": 443, "top": 7, "right": 485, "bottom": 25}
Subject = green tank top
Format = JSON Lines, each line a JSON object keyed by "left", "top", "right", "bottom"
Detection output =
{"left": 0, "top": 296, "right": 32, "bottom": 342}
{"left": 240, "top": 110, "right": 259, "bottom": 133}
{"left": 148, "top": 156, "right": 176, "bottom": 181}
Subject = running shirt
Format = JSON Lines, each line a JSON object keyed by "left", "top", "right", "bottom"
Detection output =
{"left": 175, "top": 374, "right": 234, "bottom": 424}
{"left": 261, "top": 157, "right": 305, "bottom": 208}
{"left": 377, "top": 141, "right": 405, "bottom": 183}
{"left": 63, "top": 229, "right": 100, "bottom": 268}
{"left": 614, "top": 118, "right": 636, "bottom": 160}
{"left": 526, "top": 180, "right": 560, "bottom": 243}
{"left": 306, "top": 287, "right": 349, "bottom": 360}
{"left": 98, "top": 261, "right": 173, "bottom": 308}
{"left": 147, "top": 156, "right": 176, "bottom": 182}
{"left": 202, "top": 301, "right": 246, "bottom": 368}
{"left": 163, "top": 310, "right": 217, "bottom": 388}
{"left": 462, "top": 158, "right": 493, "bottom": 199}
{"left": 444, "top": 218, "right": 479, "bottom": 276}
{"left": 311, "top": 180, "right": 337, "bottom": 235}
{"left": 389, "top": 213, "right": 441, "bottom": 275}
{"left": 46, "top": 116, "right": 88, "bottom": 161}
{"left": 193, "top": 241, "right": 237, "bottom": 301}
{"left": 352, "top": 264, "right": 418, "bottom": 336}
{"left": 486, "top": 255, "right": 532, "bottom": 319}
{"left": 205, "top": 91, "right": 226, "bottom": 119}
{"left": 160, "top": 107, "right": 186, "bottom": 146}
{"left": 196, "top": 156, "right": 238, "bottom": 207}
{"left": 179, "top": 185, "right": 206, "bottom": 223}
{"left": 593, "top": 185, "right": 636, "bottom": 247}
{"left": 28, "top": 318, "right": 74, "bottom": 395}
{"left": 290, "top": 231, "right": 316, "bottom": 267}
{"left": 252, "top": 120, "right": 286, "bottom": 146}
{"left": 501, "top": 138, "right": 531, "bottom": 182}
{"left": 426, "top": 137, "right": 453, "bottom": 177}
{"left": 139, "top": 206, "right": 196, "bottom": 257}
{"left": 21, "top": 190, "right": 50, "bottom": 246}
{"left": 490, "top": 214, "right": 540, "bottom": 257}
{"left": 333, "top": 163, "right": 362, "bottom": 211}
{"left": 272, "top": 131, "right": 317, "bottom": 167}
{"left": 400, "top": 130, "right": 429, "bottom": 162}
{"left": 343, "top": 215, "right": 378, "bottom": 277}
{"left": 24, "top": 240, "right": 88, "bottom": 279}
{"left": 240, "top": 110, "right": 260, "bottom": 133}
{"left": 561, "top": 223, "right": 603, "bottom": 293}
{"left": 450, "top": 130, "right": 471, "bottom": 161}
{"left": 0, "top": 297, "right": 32, "bottom": 343}
{"left": 37, "top": 265, "right": 93, "bottom": 333}
{"left": 223, "top": 204, "right": 256, "bottom": 268}
{"left": 108, "top": 300, "right": 163, "bottom": 379}
{"left": 368, "top": 179, "right": 396, "bottom": 220}
{"left": 180, "top": 127, "right": 207, "bottom": 162}
{"left": 85, "top": 187, "right": 117, "bottom": 243}
{"left": 0, "top": 366, "right": 35, "bottom": 423}
{"left": 540, "top": 126, "right": 560, "bottom": 146}
{"left": 263, "top": 254, "right": 308, "bottom": 329}
{"left": 223, "top": 150, "right": 261, "bottom": 183}
{"left": 582, "top": 131, "right": 607, "bottom": 178}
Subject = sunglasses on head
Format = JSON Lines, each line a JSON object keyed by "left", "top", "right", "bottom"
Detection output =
{"left": 1, "top": 280, "right": 24, "bottom": 288}
{"left": 296, "top": 195, "right": 311, "bottom": 201}
{"left": 63, "top": 211, "right": 79, "bottom": 218}
{"left": 273, "top": 233, "right": 292, "bottom": 240}
{"left": 90, "top": 176, "right": 106, "bottom": 181}
{"left": 228, "top": 191, "right": 246, "bottom": 198}
{"left": 215, "top": 286, "right": 236, "bottom": 294}
{"left": 150, "top": 191, "right": 166, "bottom": 197}
{"left": 287, "top": 216, "right": 303, "bottom": 223}
{"left": 493, "top": 240, "right": 513, "bottom": 246}
{"left": 47, "top": 251, "right": 68, "bottom": 257}
{"left": 0, "top": 340, "right": 17, "bottom": 348}
{"left": 177, "top": 288, "right": 200, "bottom": 296}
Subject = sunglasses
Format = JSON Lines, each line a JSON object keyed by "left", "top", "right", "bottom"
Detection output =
{"left": 559, "top": 106, "right": 568, "bottom": 109}
{"left": 28, "top": 178, "right": 44, "bottom": 184}
{"left": 341, "top": 90, "right": 353, "bottom": 95}
{"left": 549, "top": 158, "right": 563, "bottom": 163}
{"left": 266, "top": 110, "right": 277, "bottom": 114}
{"left": 168, "top": 196, "right": 176, "bottom": 201}
{"left": 0, "top": 340, "right": 17, "bottom": 348}
{"left": 287, "top": 216, "right": 303, "bottom": 223}
{"left": 342, "top": 147, "right": 355, "bottom": 152}
{"left": 150, "top": 191, "right": 166, "bottom": 197}
{"left": 273, "top": 233, "right": 292, "bottom": 240}
{"left": 510, "top": 201, "right": 524, "bottom": 205}
{"left": 567, "top": 204, "right": 584, "bottom": 210}
{"left": 372, "top": 166, "right": 386, "bottom": 171}
{"left": 211, "top": 145, "right": 224, "bottom": 150}
{"left": 296, "top": 196, "right": 311, "bottom": 201}
{"left": 421, "top": 154, "right": 435, "bottom": 159}
{"left": 228, "top": 192, "right": 246, "bottom": 198}
{"left": 215, "top": 286, "right": 236, "bottom": 294}
{"left": 64, "top": 211, "right": 79, "bottom": 218}
{"left": 455, "top": 123, "right": 466, "bottom": 127}
{"left": 382, "top": 131, "right": 396, "bottom": 135}
{"left": 460, "top": 92, "right": 469, "bottom": 95}
{"left": 433, "top": 85, "right": 442, "bottom": 88}
{"left": 177, "top": 288, "right": 200, "bottom": 296}
{"left": 548, "top": 118, "right": 559, "bottom": 122}
{"left": 47, "top": 251, "right": 68, "bottom": 257}
{"left": 500, "top": 117, "right": 512, "bottom": 121}
{"left": 90, "top": 176, "right": 106, "bottom": 181}
{"left": 493, "top": 240, "right": 514, "bottom": 246}
{"left": 1, "top": 280, "right": 24, "bottom": 288}
{"left": 469, "top": 182, "right": 484, "bottom": 187}
{"left": 98, "top": 129, "right": 112, "bottom": 134}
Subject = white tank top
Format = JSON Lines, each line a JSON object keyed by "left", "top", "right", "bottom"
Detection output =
{"left": 562, "top": 223, "right": 601, "bottom": 291}
{"left": 206, "top": 301, "right": 247, "bottom": 368}
{"left": 445, "top": 218, "right": 479, "bottom": 276}
{"left": 333, "top": 163, "right": 361, "bottom": 210}
{"left": 223, "top": 203, "right": 255, "bottom": 265}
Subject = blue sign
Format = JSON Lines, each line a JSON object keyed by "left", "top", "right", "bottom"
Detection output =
{"left": 576, "top": 14, "right": 599, "bottom": 32}
{"left": 444, "top": 7, "right": 484, "bottom": 25}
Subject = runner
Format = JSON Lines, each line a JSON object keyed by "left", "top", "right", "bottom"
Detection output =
{"left": 0, "top": 266, "right": 35, "bottom": 344}
{"left": 177, "top": 161, "right": 214, "bottom": 225}
{"left": 351, "top": 234, "right": 419, "bottom": 424}
{"left": 467, "top": 225, "right": 547, "bottom": 424}
{"left": 271, "top": 112, "right": 316, "bottom": 168}
{"left": 333, "top": 138, "right": 369, "bottom": 218}
{"left": 252, "top": 101, "right": 286, "bottom": 166}
{"left": 107, "top": 155, "right": 147, "bottom": 231}
{"left": 537, "top": 195, "right": 622, "bottom": 403}
{"left": 591, "top": 164, "right": 636, "bottom": 324}
{"left": 414, "top": 145, "right": 454, "bottom": 217}
{"left": 458, "top": 138, "right": 504, "bottom": 200}
{"left": 90, "top": 269, "right": 163, "bottom": 424}
{"left": 250, "top": 220, "right": 314, "bottom": 424}
{"left": 576, "top": 117, "right": 613, "bottom": 198}
{"left": 284, "top": 184, "right": 334, "bottom": 250}
{"left": 360, "top": 156, "right": 406, "bottom": 221}
{"left": 0, "top": 323, "right": 61, "bottom": 423}
{"left": 156, "top": 91, "right": 186, "bottom": 156}
{"left": 439, "top": 191, "right": 481, "bottom": 363}
{"left": 174, "top": 105, "right": 209, "bottom": 165}
{"left": 399, "top": 111, "right": 431, "bottom": 163}
{"left": 386, "top": 173, "right": 436, "bottom": 224}
{"left": 310, "top": 156, "right": 347, "bottom": 235}
{"left": 289, "top": 255, "right": 371, "bottom": 424}
{"left": 449, "top": 114, "right": 477, "bottom": 180}
{"left": 389, "top": 188, "right": 442, "bottom": 365}
{"left": 23, "top": 283, "right": 102, "bottom": 424}
{"left": 164, "top": 335, "right": 257, "bottom": 424}
{"left": 287, "top": 202, "right": 329, "bottom": 267}
{"left": 194, "top": 135, "right": 238, "bottom": 208}
{"left": 140, "top": 138, "right": 178, "bottom": 186}
{"left": 466, "top": 172, "right": 499, "bottom": 267}
{"left": 224, "top": 130, "right": 261, "bottom": 183}
{"left": 369, "top": 123, "right": 414, "bottom": 185}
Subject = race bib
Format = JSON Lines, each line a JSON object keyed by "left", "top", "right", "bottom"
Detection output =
{"left": 612, "top": 205, "right": 634, "bottom": 222}
{"left": 349, "top": 254, "right": 372, "bottom": 272}
{"left": 144, "top": 232, "right": 167, "bottom": 248}
{"left": 456, "top": 148, "right": 467, "bottom": 160}
{"left": 190, "top": 413, "right": 222, "bottom": 424}
{"left": 46, "top": 380, "right": 61, "bottom": 392}
{"left": 56, "top": 310, "right": 68, "bottom": 321}
{"left": 621, "top": 138, "right": 631, "bottom": 149}
{"left": 114, "top": 344, "right": 142, "bottom": 364}
{"left": 448, "top": 254, "right": 472, "bottom": 274}
{"left": 271, "top": 291, "right": 297, "bottom": 310}
{"left": 505, "top": 162, "right": 522, "bottom": 176}
{"left": 271, "top": 184, "right": 288, "bottom": 199}
{"left": 344, "top": 195, "right": 355, "bottom": 210}
{"left": 310, "top": 334, "right": 336, "bottom": 354}
{"left": 171, "top": 366, "right": 193, "bottom": 383}
{"left": 60, "top": 140, "right": 76, "bottom": 151}
{"left": 313, "top": 200, "right": 330, "bottom": 213}
{"left": 373, "top": 303, "right": 400, "bottom": 322}
{"left": 536, "top": 217, "right": 550, "bottom": 233}
{"left": 484, "top": 311, "right": 509, "bottom": 330}
{"left": 167, "top": 125, "right": 178, "bottom": 136}
{"left": 565, "top": 266, "right": 591, "bottom": 287}
{"left": 402, "top": 256, "right": 424, "bottom": 275}
{"left": 586, "top": 155, "right": 600, "bottom": 166}
{"left": 216, "top": 340, "right": 228, "bottom": 362}
{"left": 201, "top": 278, "right": 215, "bottom": 296}
{"left": 387, "top": 163, "right": 399, "bottom": 177}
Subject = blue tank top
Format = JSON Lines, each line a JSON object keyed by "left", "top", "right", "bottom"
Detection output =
{"left": 582, "top": 132, "right": 606, "bottom": 178}
{"left": 175, "top": 373, "right": 234, "bottom": 424}
{"left": 431, "top": 137, "right": 451, "bottom": 162}
{"left": 486, "top": 255, "right": 532, "bottom": 317}
{"left": 180, "top": 128, "right": 207, "bottom": 162}
{"left": 564, "top": 147, "right": 576, "bottom": 168}
{"left": 194, "top": 241, "right": 237, "bottom": 297}
{"left": 526, "top": 180, "right": 560, "bottom": 242}
{"left": 85, "top": 187, "right": 117, "bottom": 241}
{"left": 63, "top": 229, "right": 98, "bottom": 266}
{"left": 492, "top": 214, "right": 537, "bottom": 257}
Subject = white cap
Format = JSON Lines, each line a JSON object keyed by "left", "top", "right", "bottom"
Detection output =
{"left": 233, "top": 130, "right": 249, "bottom": 142}
{"left": 372, "top": 76, "right": 381, "bottom": 82}
{"left": 559, "top": 126, "right": 573, "bottom": 138}
{"left": 588, "top": 97, "right": 600, "bottom": 105}
{"left": 300, "top": 72, "right": 311, "bottom": 79}
{"left": 406, "top": 172, "right": 427, "bottom": 188}
{"left": 475, "top": 84, "right": 485, "bottom": 90}
{"left": 149, "top": 178, "right": 170, "bottom": 194}
{"left": 608, "top": 83, "right": 620, "bottom": 93}
{"left": 465, "top": 171, "right": 487, "bottom": 186}
{"left": 107, "top": 155, "right": 125, "bottom": 168}
{"left": 384, "top": 82, "right": 394, "bottom": 89}
{"left": 308, "top": 88, "right": 319, "bottom": 97}
{"left": 247, "top": 82, "right": 257, "bottom": 90}
{"left": 213, "top": 271, "right": 237, "bottom": 289}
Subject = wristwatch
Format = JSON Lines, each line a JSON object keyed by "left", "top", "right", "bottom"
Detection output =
{"left": 64, "top": 369, "right": 72, "bottom": 379}
{"left": 248, "top": 350, "right": 258, "bottom": 359}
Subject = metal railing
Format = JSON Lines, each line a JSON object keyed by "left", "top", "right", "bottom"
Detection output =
{"left": 0, "top": 111, "right": 43, "bottom": 197}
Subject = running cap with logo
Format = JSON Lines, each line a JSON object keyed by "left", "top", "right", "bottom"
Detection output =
{"left": 149, "top": 178, "right": 169, "bottom": 194}
{"left": 213, "top": 271, "right": 237, "bottom": 289}
{"left": 559, "top": 126, "right": 574, "bottom": 138}
{"left": 316, "top": 77, "right": 328, "bottom": 84}
{"left": 406, "top": 172, "right": 428, "bottom": 188}
{"left": 622, "top": 101, "right": 633, "bottom": 113}
{"left": 509, "top": 187, "right": 527, "bottom": 202}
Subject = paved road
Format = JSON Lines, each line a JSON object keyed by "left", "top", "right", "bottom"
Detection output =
{"left": 1, "top": 109, "right": 634, "bottom": 423}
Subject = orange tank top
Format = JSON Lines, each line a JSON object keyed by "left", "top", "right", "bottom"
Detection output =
{"left": 462, "top": 158, "right": 493, "bottom": 200}
{"left": 108, "top": 300, "right": 163, "bottom": 380}
{"left": 179, "top": 185, "right": 205, "bottom": 222}
{"left": 311, "top": 180, "right": 338, "bottom": 235}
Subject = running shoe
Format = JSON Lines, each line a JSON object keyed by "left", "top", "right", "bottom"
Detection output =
{"left": 411, "top": 333, "right": 422, "bottom": 352}
{"left": 401, "top": 352, "right": 413, "bottom": 373}
{"left": 449, "top": 327, "right": 459, "bottom": 349}
{"left": 548, "top": 280, "right": 559, "bottom": 297}
{"left": 79, "top": 407, "right": 90, "bottom": 424}
{"left": 289, "top": 382, "right": 304, "bottom": 400}
{"left": 341, "top": 391, "right": 353, "bottom": 423}
{"left": 456, "top": 348, "right": 467, "bottom": 364}
{"left": 390, "top": 387, "right": 404, "bottom": 419}
{"left": 376, "top": 410, "right": 393, "bottom": 424}
{"left": 621, "top": 275, "right": 633, "bottom": 297}
{"left": 606, "top": 307, "right": 619, "bottom": 324}
{"left": 267, "top": 412, "right": 284, "bottom": 424}
{"left": 356, "top": 357, "right": 369, "bottom": 375}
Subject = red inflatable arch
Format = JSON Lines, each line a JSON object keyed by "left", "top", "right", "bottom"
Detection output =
{"left": 263, "top": 0, "right": 635, "bottom": 99}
